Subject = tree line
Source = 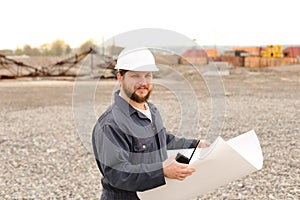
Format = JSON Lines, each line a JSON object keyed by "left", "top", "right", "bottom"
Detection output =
{"left": 11, "top": 39, "right": 98, "bottom": 56}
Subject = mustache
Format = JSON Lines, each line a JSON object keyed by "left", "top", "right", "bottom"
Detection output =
{"left": 134, "top": 85, "right": 149, "bottom": 90}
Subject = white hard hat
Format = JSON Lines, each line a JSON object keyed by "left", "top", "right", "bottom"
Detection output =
{"left": 115, "top": 48, "right": 159, "bottom": 71}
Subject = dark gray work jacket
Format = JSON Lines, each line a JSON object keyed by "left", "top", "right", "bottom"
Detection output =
{"left": 92, "top": 91, "right": 198, "bottom": 200}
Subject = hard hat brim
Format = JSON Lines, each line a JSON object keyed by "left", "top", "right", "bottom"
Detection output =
{"left": 115, "top": 64, "right": 159, "bottom": 72}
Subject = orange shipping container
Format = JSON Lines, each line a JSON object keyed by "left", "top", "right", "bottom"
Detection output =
{"left": 244, "top": 57, "right": 287, "bottom": 68}
{"left": 244, "top": 57, "right": 261, "bottom": 68}
{"left": 233, "top": 47, "right": 261, "bottom": 55}
{"left": 283, "top": 57, "right": 300, "bottom": 65}
{"left": 205, "top": 49, "right": 219, "bottom": 59}
{"left": 283, "top": 47, "right": 300, "bottom": 57}
{"left": 260, "top": 57, "right": 283, "bottom": 67}
{"left": 219, "top": 56, "right": 244, "bottom": 67}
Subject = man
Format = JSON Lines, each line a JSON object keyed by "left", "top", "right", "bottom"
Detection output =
{"left": 92, "top": 47, "right": 209, "bottom": 200}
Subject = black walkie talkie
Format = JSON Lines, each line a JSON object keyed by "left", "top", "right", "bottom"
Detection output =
{"left": 175, "top": 140, "right": 200, "bottom": 164}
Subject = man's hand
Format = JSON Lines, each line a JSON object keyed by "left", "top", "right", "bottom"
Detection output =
{"left": 197, "top": 140, "right": 210, "bottom": 148}
{"left": 163, "top": 157, "right": 196, "bottom": 181}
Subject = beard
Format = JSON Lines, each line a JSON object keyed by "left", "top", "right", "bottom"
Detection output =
{"left": 123, "top": 84, "right": 152, "bottom": 103}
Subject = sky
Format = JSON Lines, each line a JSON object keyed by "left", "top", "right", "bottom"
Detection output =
{"left": 1, "top": 0, "right": 299, "bottom": 50}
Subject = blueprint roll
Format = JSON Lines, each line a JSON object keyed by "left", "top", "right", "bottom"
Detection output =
{"left": 138, "top": 130, "right": 263, "bottom": 200}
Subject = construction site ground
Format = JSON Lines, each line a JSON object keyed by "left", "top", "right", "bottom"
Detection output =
{"left": 0, "top": 64, "right": 299, "bottom": 199}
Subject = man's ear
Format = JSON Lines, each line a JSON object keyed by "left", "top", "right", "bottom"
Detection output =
{"left": 117, "top": 72, "right": 122, "bottom": 81}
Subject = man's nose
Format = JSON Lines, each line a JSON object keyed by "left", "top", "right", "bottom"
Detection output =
{"left": 138, "top": 76, "right": 148, "bottom": 85}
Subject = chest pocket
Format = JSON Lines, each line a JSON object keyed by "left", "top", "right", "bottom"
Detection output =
{"left": 133, "top": 137, "right": 154, "bottom": 153}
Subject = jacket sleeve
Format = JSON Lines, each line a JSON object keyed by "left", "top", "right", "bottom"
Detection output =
{"left": 165, "top": 131, "right": 198, "bottom": 150}
{"left": 92, "top": 121, "right": 166, "bottom": 192}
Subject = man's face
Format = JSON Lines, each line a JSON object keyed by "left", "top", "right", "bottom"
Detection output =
{"left": 119, "top": 71, "right": 153, "bottom": 103}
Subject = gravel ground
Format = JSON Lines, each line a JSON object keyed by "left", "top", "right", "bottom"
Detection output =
{"left": 0, "top": 65, "right": 299, "bottom": 199}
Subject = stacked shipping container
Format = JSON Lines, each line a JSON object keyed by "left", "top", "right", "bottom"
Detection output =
{"left": 283, "top": 47, "right": 300, "bottom": 57}
{"left": 221, "top": 46, "right": 300, "bottom": 67}
{"left": 180, "top": 46, "right": 300, "bottom": 68}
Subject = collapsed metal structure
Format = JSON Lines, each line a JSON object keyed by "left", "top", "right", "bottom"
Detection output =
{"left": 0, "top": 48, "right": 116, "bottom": 79}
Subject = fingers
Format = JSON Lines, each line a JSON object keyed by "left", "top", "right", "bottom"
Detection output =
{"left": 163, "top": 158, "right": 196, "bottom": 181}
{"left": 176, "top": 168, "right": 195, "bottom": 180}
{"left": 177, "top": 163, "right": 195, "bottom": 171}
{"left": 198, "top": 140, "right": 211, "bottom": 148}
{"left": 180, "top": 167, "right": 196, "bottom": 175}
{"left": 177, "top": 163, "right": 195, "bottom": 173}
{"left": 175, "top": 164, "right": 196, "bottom": 180}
